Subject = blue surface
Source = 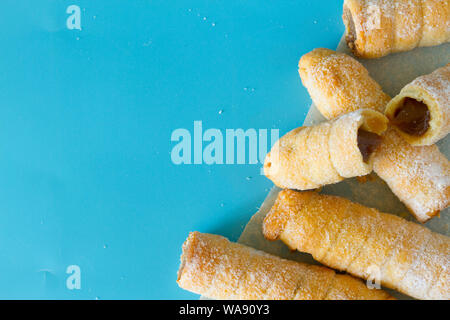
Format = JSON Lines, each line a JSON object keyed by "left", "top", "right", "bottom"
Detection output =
{"left": 0, "top": 1, "right": 343, "bottom": 299}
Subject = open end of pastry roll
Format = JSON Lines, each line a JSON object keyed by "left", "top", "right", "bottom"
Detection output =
{"left": 391, "top": 98, "right": 431, "bottom": 136}
{"left": 263, "top": 109, "right": 387, "bottom": 190}
{"left": 385, "top": 64, "right": 450, "bottom": 146}
{"left": 385, "top": 64, "right": 449, "bottom": 146}
{"left": 333, "top": 109, "right": 387, "bottom": 173}
{"left": 385, "top": 90, "right": 440, "bottom": 146}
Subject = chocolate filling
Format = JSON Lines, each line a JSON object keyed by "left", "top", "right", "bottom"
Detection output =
{"left": 357, "top": 129, "right": 382, "bottom": 163}
{"left": 392, "top": 98, "right": 430, "bottom": 136}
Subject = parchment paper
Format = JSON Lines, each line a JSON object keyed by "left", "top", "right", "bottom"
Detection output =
{"left": 237, "top": 37, "right": 450, "bottom": 300}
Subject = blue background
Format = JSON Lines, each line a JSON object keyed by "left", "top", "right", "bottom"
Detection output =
{"left": 0, "top": 0, "right": 343, "bottom": 299}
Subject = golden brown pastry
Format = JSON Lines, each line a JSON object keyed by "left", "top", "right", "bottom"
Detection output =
{"left": 343, "top": 0, "right": 450, "bottom": 59}
{"left": 264, "top": 109, "right": 388, "bottom": 190}
{"left": 263, "top": 190, "right": 450, "bottom": 300}
{"left": 373, "top": 128, "right": 450, "bottom": 222}
{"left": 295, "top": 48, "right": 449, "bottom": 221}
{"left": 385, "top": 64, "right": 450, "bottom": 146}
{"left": 177, "top": 231, "right": 394, "bottom": 300}
{"left": 298, "top": 48, "right": 390, "bottom": 119}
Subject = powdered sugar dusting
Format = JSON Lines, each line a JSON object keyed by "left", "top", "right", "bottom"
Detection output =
{"left": 409, "top": 64, "right": 450, "bottom": 144}
{"left": 177, "top": 232, "right": 392, "bottom": 300}
{"left": 299, "top": 48, "right": 390, "bottom": 119}
{"left": 263, "top": 190, "right": 449, "bottom": 299}
{"left": 374, "top": 128, "right": 450, "bottom": 222}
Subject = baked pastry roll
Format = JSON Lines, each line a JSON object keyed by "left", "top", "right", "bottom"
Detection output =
{"left": 263, "top": 190, "right": 450, "bottom": 300}
{"left": 385, "top": 64, "right": 450, "bottom": 146}
{"left": 298, "top": 48, "right": 390, "bottom": 119}
{"left": 296, "top": 50, "right": 449, "bottom": 221}
{"left": 343, "top": 0, "right": 450, "bottom": 59}
{"left": 264, "top": 109, "right": 388, "bottom": 190}
{"left": 373, "top": 128, "right": 450, "bottom": 222}
{"left": 177, "top": 231, "right": 394, "bottom": 300}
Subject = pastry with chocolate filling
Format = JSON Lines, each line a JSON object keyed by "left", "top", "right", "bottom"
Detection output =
{"left": 264, "top": 109, "right": 388, "bottom": 190}
{"left": 298, "top": 48, "right": 390, "bottom": 120}
{"left": 294, "top": 48, "right": 449, "bottom": 222}
{"left": 343, "top": 0, "right": 450, "bottom": 59}
{"left": 177, "top": 232, "right": 394, "bottom": 300}
{"left": 385, "top": 64, "right": 450, "bottom": 146}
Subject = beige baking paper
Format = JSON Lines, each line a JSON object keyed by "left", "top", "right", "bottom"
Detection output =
{"left": 237, "top": 37, "right": 450, "bottom": 300}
